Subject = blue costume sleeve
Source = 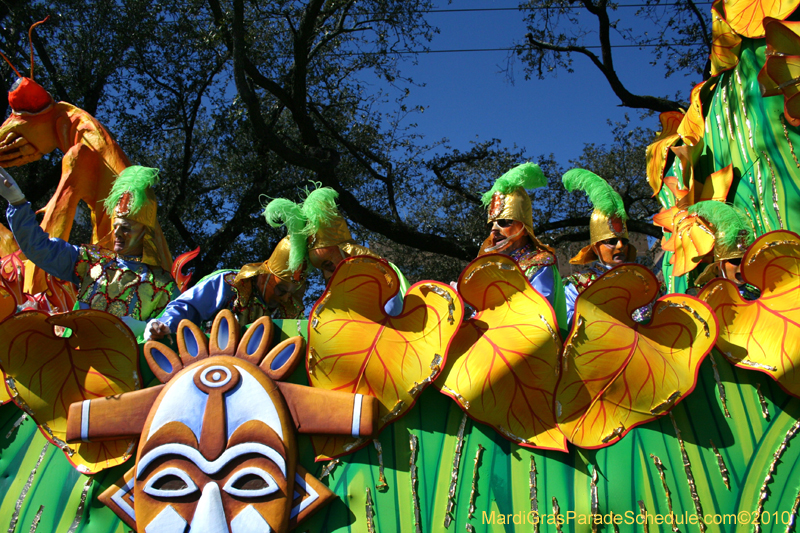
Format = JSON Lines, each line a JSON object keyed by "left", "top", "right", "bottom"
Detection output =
{"left": 158, "top": 271, "right": 235, "bottom": 332}
{"left": 6, "top": 202, "right": 79, "bottom": 285}
{"left": 564, "top": 282, "right": 579, "bottom": 328}
{"left": 529, "top": 265, "right": 556, "bottom": 308}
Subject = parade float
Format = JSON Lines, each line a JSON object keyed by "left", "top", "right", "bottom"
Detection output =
{"left": 1, "top": 1, "right": 800, "bottom": 532}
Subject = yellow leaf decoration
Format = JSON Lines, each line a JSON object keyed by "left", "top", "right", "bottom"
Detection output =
{"left": 658, "top": 211, "right": 716, "bottom": 277}
{"left": 307, "top": 256, "right": 463, "bottom": 460}
{"left": 698, "top": 230, "right": 800, "bottom": 396}
{"left": 646, "top": 111, "right": 684, "bottom": 196}
{"left": 435, "top": 254, "right": 566, "bottom": 452}
{"left": 0, "top": 310, "right": 140, "bottom": 474}
{"left": 0, "top": 279, "right": 16, "bottom": 323}
{"left": 723, "top": 0, "right": 800, "bottom": 38}
{"left": 677, "top": 82, "right": 708, "bottom": 146}
{"left": 711, "top": 0, "right": 743, "bottom": 76}
{"left": 556, "top": 265, "right": 718, "bottom": 448}
{"left": 761, "top": 18, "right": 800, "bottom": 126}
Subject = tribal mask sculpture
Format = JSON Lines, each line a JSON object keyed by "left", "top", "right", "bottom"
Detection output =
{"left": 65, "top": 310, "right": 379, "bottom": 532}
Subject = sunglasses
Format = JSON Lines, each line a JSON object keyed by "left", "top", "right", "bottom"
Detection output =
{"left": 600, "top": 238, "right": 629, "bottom": 248}
{"left": 726, "top": 257, "right": 742, "bottom": 266}
{"left": 492, "top": 219, "right": 515, "bottom": 228}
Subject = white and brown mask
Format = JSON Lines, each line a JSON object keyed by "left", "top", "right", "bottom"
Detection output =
{"left": 65, "top": 310, "right": 379, "bottom": 533}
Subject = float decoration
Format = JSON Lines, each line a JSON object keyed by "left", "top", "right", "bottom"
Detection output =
{"left": 307, "top": 256, "right": 463, "bottom": 460}
{"left": 721, "top": 0, "right": 800, "bottom": 38}
{"left": 0, "top": 310, "right": 140, "bottom": 473}
{"left": 556, "top": 264, "right": 718, "bottom": 448}
{"left": 0, "top": 20, "right": 131, "bottom": 293}
{"left": 435, "top": 254, "right": 565, "bottom": 452}
{"left": 645, "top": 111, "right": 684, "bottom": 196}
{"left": 66, "top": 310, "right": 372, "bottom": 532}
{"left": 677, "top": 82, "right": 709, "bottom": 146}
{"left": 711, "top": 0, "right": 744, "bottom": 75}
{"left": 698, "top": 230, "right": 800, "bottom": 396}
{"left": 171, "top": 246, "right": 201, "bottom": 293}
{"left": 760, "top": 17, "right": 800, "bottom": 126}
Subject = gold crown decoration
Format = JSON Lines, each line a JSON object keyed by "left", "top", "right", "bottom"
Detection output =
{"left": 481, "top": 163, "right": 553, "bottom": 254}
{"left": 562, "top": 168, "right": 635, "bottom": 265}
{"left": 234, "top": 237, "right": 307, "bottom": 287}
{"left": 301, "top": 186, "right": 380, "bottom": 259}
{"left": 98, "top": 166, "right": 172, "bottom": 269}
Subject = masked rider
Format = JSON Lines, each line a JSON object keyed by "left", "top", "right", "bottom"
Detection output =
{"left": 2, "top": 165, "right": 177, "bottom": 336}
{"left": 265, "top": 187, "right": 410, "bottom": 316}
{"left": 144, "top": 203, "right": 307, "bottom": 341}
{"left": 560, "top": 169, "right": 640, "bottom": 326}
{"left": 479, "top": 163, "right": 567, "bottom": 327}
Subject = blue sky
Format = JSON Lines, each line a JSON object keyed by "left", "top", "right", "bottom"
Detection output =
{"left": 397, "top": 1, "right": 704, "bottom": 164}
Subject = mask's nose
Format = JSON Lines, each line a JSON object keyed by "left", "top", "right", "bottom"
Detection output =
{"left": 190, "top": 482, "right": 228, "bottom": 533}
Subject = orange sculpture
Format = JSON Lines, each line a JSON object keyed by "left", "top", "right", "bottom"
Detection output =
{"left": 0, "top": 20, "right": 130, "bottom": 293}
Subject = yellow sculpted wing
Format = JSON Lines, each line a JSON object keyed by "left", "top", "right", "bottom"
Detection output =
{"left": 0, "top": 310, "right": 140, "bottom": 474}
{"left": 699, "top": 231, "right": 800, "bottom": 396}
{"left": 556, "top": 265, "right": 718, "bottom": 448}
{"left": 307, "top": 256, "right": 463, "bottom": 460}
{"left": 435, "top": 254, "right": 566, "bottom": 452}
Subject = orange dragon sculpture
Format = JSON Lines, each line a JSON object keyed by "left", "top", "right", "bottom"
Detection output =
{"left": 0, "top": 18, "right": 129, "bottom": 293}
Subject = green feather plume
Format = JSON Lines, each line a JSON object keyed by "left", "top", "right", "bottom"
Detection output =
{"left": 689, "top": 201, "right": 753, "bottom": 248}
{"left": 301, "top": 186, "right": 341, "bottom": 238}
{"left": 263, "top": 198, "right": 308, "bottom": 272}
{"left": 562, "top": 168, "right": 627, "bottom": 221}
{"left": 481, "top": 163, "right": 546, "bottom": 207}
{"left": 103, "top": 166, "right": 160, "bottom": 216}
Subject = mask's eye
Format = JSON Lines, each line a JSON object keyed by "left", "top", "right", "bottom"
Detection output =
{"left": 143, "top": 467, "right": 198, "bottom": 498}
{"left": 223, "top": 467, "right": 280, "bottom": 498}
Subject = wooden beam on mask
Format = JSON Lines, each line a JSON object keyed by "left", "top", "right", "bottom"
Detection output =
{"left": 65, "top": 385, "right": 165, "bottom": 443}
{"left": 277, "top": 382, "right": 379, "bottom": 438}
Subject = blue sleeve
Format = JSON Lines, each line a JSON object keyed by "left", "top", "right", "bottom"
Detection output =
{"left": 529, "top": 265, "right": 556, "bottom": 309}
{"left": 7, "top": 202, "right": 79, "bottom": 285}
{"left": 564, "top": 282, "right": 579, "bottom": 328}
{"left": 158, "top": 272, "right": 235, "bottom": 332}
{"left": 384, "top": 261, "right": 408, "bottom": 317}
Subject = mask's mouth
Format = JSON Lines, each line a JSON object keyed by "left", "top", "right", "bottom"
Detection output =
{"left": 484, "top": 228, "right": 524, "bottom": 253}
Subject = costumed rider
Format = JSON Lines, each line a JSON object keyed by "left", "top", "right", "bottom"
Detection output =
{"left": 266, "top": 186, "right": 410, "bottom": 316}
{"left": 689, "top": 201, "right": 758, "bottom": 299}
{"left": 480, "top": 162, "right": 567, "bottom": 326}
{"left": 144, "top": 203, "right": 307, "bottom": 341}
{"left": 561, "top": 168, "right": 639, "bottom": 326}
{"left": 1, "top": 165, "right": 178, "bottom": 337}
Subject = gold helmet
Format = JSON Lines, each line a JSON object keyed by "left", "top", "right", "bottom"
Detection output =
{"left": 234, "top": 237, "right": 307, "bottom": 286}
{"left": 481, "top": 163, "right": 552, "bottom": 253}
{"left": 301, "top": 186, "right": 379, "bottom": 259}
{"left": 98, "top": 166, "right": 172, "bottom": 270}
{"left": 688, "top": 201, "right": 755, "bottom": 286}
{"left": 562, "top": 168, "right": 637, "bottom": 265}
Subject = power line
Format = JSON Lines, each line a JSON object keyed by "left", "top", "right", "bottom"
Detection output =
{"left": 422, "top": 3, "right": 712, "bottom": 13}
{"left": 343, "top": 42, "right": 705, "bottom": 56}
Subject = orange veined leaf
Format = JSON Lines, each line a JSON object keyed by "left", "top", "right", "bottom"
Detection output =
{"left": 307, "top": 256, "right": 463, "bottom": 460}
{"left": 0, "top": 279, "right": 18, "bottom": 405}
{"left": 668, "top": 211, "right": 716, "bottom": 277}
{"left": 435, "top": 254, "right": 566, "bottom": 452}
{"left": 646, "top": 111, "right": 684, "bottom": 196}
{"left": 711, "top": 0, "right": 743, "bottom": 76}
{"left": 0, "top": 310, "right": 141, "bottom": 474}
{"left": 698, "top": 230, "right": 800, "bottom": 397}
{"left": 723, "top": 0, "right": 800, "bottom": 38}
{"left": 556, "top": 265, "right": 718, "bottom": 448}
{"left": 677, "top": 82, "right": 708, "bottom": 146}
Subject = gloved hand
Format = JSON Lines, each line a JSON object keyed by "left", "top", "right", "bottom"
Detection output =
{"left": 144, "top": 319, "right": 171, "bottom": 341}
{"left": 0, "top": 167, "right": 26, "bottom": 205}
